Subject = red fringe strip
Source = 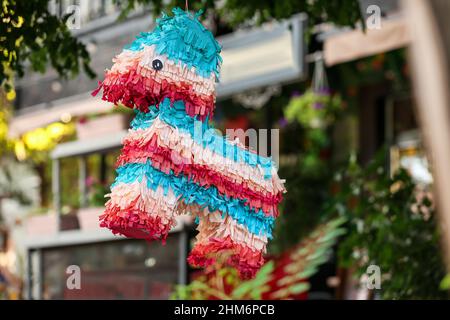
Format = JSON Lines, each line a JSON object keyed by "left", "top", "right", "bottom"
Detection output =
{"left": 92, "top": 69, "right": 215, "bottom": 120}
{"left": 188, "top": 236, "right": 265, "bottom": 279}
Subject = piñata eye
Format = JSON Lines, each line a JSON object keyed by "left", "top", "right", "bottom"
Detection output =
{"left": 152, "top": 59, "right": 163, "bottom": 71}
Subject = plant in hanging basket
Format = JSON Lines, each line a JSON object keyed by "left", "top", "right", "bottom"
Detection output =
{"left": 283, "top": 89, "right": 343, "bottom": 177}
{"left": 284, "top": 89, "right": 342, "bottom": 129}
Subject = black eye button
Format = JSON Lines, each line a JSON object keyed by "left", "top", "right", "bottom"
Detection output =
{"left": 152, "top": 59, "right": 163, "bottom": 71}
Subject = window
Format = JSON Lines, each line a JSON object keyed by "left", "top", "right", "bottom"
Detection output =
{"left": 41, "top": 236, "right": 181, "bottom": 299}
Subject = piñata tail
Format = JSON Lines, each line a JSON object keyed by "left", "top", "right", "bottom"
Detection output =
{"left": 92, "top": 8, "right": 286, "bottom": 278}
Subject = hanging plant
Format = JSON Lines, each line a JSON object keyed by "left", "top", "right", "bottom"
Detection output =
{"left": 283, "top": 53, "right": 344, "bottom": 176}
{"left": 273, "top": 56, "right": 346, "bottom": 250}
{"left": 0, "top": 107, "right": 12, "bottom": 155}
{"left": 284, "top": 89, "right": 342, "bottom": 129}
{"left": 283, "top": 89, "right": 343, "bottom": 177}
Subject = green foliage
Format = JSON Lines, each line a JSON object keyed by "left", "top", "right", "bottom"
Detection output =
{"left": 284, "top": 90, "right": 343, "bottom": 176}
{"left": 59, "top": 157, "right": 80, "bottom": 210}
{"left": 326, "top": 150, "right": 448, "bottom": 299}
{"left": 1, "top": 0, "right": 364, "bottom": 93}
{"left": 440, "top": 274, "right": 450, "bottom": 291}
{"left": 285, "top": 90, "right": 342, "bottom": 128}
{"left": 0, "top": 157, "right": 32, "bottom": 205}
{"left": 270, "top": 163, "right": 330, "bottom": 252}
{"left": 89, "top": 182, "right": 109, "bottom": 207}
{"left": 0, "top": 99, "right": 13, "bottom": 155}
{"left": 122, "top": 0, "right": 363, "bottom": 29}
{"left": 0, "top": 0, "right": 94, "bottom": 92}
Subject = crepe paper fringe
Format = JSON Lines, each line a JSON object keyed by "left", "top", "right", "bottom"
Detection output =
{"left": 109, "top": 160, "right": 275, "bottom": 237}
{"left": 102, "top": 182, "right": 269, "bottom": 257}
{"left": 131, "top": 99, "right": 276, "bottom": 178}
{"left": 93, "top": 8, "right": 286, "bottom": 278}
{"left": 183, "top": 203, "right": 268, "bottom": 252}
{"left": 101, "top": 182, "right": 178, "bottom": 243}
{"left": 117, "top": 118, "right": 283, "bottom": 216}
{"left": 120, "top": 122, "right": 281, "bottom": 196}
{"left": 93, "top": 61, "right": 215, "bottom": 120}
{"left": 188, "top": 237, "right": 264, "bottom": 279}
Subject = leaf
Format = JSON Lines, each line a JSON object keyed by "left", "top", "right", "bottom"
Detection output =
{"left": 296, "top": 267, "right": 318, "bottom": 280}
{"left": 289, "top": 283, "right": 310, "bottom": 295}
{"left": 232, "top": 282, "right": 254, "bottom": 298}
{"left": 318, "top": 228, "right": 347, "bottom": 243}
{"left": 440, "top": 274, "right": 450, "bottom": 290}
{"left": 255, "top": 260, "right": 275, "bottom": 277}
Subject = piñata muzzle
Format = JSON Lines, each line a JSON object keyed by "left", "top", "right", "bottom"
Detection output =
{"left": 92, "top": 8, "right": 286, "bottom": 278}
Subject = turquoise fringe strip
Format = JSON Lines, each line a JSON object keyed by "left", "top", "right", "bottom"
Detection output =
{"left": 112, "top": 161, "right": 274, "bottom": 238}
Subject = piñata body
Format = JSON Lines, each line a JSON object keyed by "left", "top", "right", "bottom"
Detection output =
{"left": 93, "top": 8, "right": 286, "bottom": 278}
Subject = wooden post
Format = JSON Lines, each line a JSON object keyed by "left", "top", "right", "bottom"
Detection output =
{"left": 403, "top": 0, "right": 450, "bottom": 270}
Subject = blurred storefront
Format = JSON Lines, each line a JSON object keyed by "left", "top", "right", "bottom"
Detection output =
{"left": 8, "top": 0, "right": 192, "bottom": 300}
{"left": 8, "top": 0, "right": 309, "bottom": 299}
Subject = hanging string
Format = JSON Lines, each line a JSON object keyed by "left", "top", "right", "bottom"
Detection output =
{"left": 185, "top": 0, "right": 189, "bottom": 12}
{"left": 311, "top": 52, "right": 328, "bottom": 93}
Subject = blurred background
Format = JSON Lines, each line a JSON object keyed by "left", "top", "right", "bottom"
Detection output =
{"left": 1, "top": 0, "right": 450, "bottom": 300}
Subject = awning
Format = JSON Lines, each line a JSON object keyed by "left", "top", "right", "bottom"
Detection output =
{"left": 51, "top": 130, "right": 127, "bottom": 159}
{"left": 216, "top": 13, "right": 308, "bottom": 98}
{"left": 9, "top": 13, "right": 310, "bottom": 139}
{"left": 8, "top": 93, "right": 112, "bottom": 138}
{"left": 323, "top": 17, "right": 410, "bottom": 66}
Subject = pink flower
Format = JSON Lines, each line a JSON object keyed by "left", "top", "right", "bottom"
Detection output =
{"left": 86, "top": 176, "right": 95, "bottom": 187}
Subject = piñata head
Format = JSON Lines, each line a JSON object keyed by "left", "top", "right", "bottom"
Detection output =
{"left": 94, "top": 8, "right": 222, "bottom": 119}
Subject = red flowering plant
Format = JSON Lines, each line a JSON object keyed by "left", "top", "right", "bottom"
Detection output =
{"left": 171, "top": 217, "right": 345, "bottom": 300}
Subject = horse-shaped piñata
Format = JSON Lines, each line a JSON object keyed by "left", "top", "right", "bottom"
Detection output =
{"left": 93, "top": 8, "right": 286, "bottom": 278}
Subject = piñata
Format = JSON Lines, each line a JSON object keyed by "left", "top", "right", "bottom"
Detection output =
{"left": 92, "top": 8, "right": 286, "bottom": 278}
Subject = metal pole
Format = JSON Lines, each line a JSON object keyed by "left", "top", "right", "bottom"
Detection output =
{"left": 52, "top": 159, "right": 61, "bottom": 232}
{"left": 37, "top": 249, "right": 43, "bottom": 300}
{"left": 79, "top": 156, "right": 88, "bottom": 208}
{"left": 177, "top": 224, "right": 189, "bottom": 285}
{"left": 26, "top": 249, "right": 33, "bottom": 300}
{"left": 385, "top": 97, "right": 395, "bottom": 174}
